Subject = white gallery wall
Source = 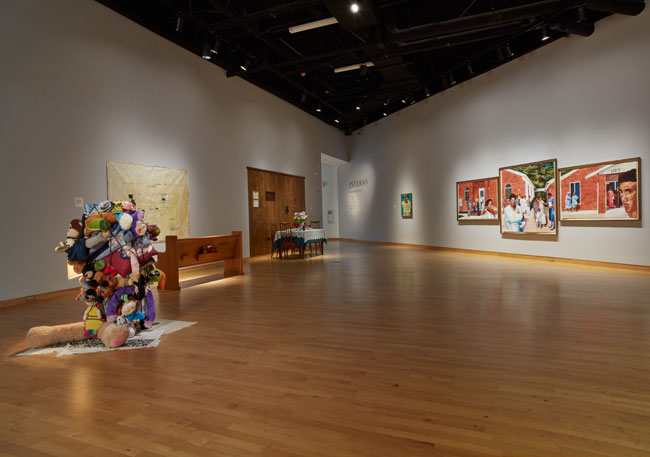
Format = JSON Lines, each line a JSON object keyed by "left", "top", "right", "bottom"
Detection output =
{"left": 338, "top": 10, "right": 650, "bottom": 266}
{"left": 0, "top": 0, "right": 345, "bottom": 301}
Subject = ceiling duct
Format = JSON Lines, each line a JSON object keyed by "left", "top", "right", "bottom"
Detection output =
{"left": 388, "top": 0, "right": 644, "bottom": 43}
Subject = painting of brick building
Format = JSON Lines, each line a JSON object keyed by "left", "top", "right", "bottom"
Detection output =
{"left": 456, "top": 177, "right": 499, "bottom": 221}
{"left": 559, "top": 158, "right": 640, "bottom": 221}
{"left": 499, "top": 159, "right": 557, "bottom": 235}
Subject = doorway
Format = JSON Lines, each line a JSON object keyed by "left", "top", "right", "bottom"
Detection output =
{"left": 247, "top": 167, "right": 305, "bottom": 257}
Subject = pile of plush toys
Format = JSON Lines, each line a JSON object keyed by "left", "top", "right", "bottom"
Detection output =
{"left": 26, "top": 200, "right": 164, "bottom": 349}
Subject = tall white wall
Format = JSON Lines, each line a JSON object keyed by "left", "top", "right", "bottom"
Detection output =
{"left": 0, "top": 0, "right": 345, "bottom": 301}
{"left": 321, "top": 163, "right": 340, "bottom": 238}
{"left": 338, "top": 11, "right": 650, "bottom": 266}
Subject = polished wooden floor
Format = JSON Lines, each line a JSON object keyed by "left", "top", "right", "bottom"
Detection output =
{"left": 2, "top": 241, "right": 650, "bottom": 457}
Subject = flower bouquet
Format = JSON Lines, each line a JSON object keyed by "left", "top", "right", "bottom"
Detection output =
{"left": 292, "top": 211, "right": 308, "bottom": 229}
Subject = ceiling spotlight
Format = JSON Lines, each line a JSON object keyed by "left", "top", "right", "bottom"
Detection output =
{"left": 401, "top": 97, "right": 407, "bottom": 104}
{"left": 382, "top": 112, "right": 387, "bottom": 117}
{"left": 202, "top": 43, "right": 211, "bottom": 60}
{"left": 301, "top": 93, "right": 307, "bottom": 103}
{"left": 425, "top": 85, "right": 431, "bottom": 97}
{"left": 541, "top": 26, "right": 550, "bottom": 41}
{"left": 449, "top": 72, "right": 457, "bottom": 86}
{"left": 334, "top": 118, "right": 340, "bottom": 124}
{"left": 240, "top": 59, "right": 251, "bottom": 71}
{"left": 211, "top": 39, "right": 221, "bottom": 54}
{"left": 334, "top": 61, "right": 374, "bottom": 73}
{"left": 175, "top": 16, "right": 183, "bottom": 32}
{"left": 383, "top": 97, "right": 390, "bottom": 106}
{"left": 467, "top": 62, "right": 475, "bottom": 76}
{"left": 505, "top": 43, "right": 514, "bottom": 58}
{"left": 316, "top": 103, "right": 322, "bottom": 112}
{"left": 350, "top": 2, "right": 360, "bottom": 14}
{"left": 578, "top": 7, "right": 586, "bottom": 22}
{"left": 360, "top": 64, "right": 367, "bottom": 77}
{"left": 289, "top": 17, "right": 339, "bottom": 34}
{"left": 497, "top": 47, "right": 505, "bottom": 61}
{"left": 355, "top": 104, "right": 361, "bottom": 110}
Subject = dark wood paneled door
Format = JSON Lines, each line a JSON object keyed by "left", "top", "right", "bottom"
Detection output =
{"left": 247, "top": 167, "right": 306, "bottom": 257}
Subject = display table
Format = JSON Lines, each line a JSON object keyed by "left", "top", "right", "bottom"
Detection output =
{"left": 273, "top": 228, "right": 327, "bottom": 258}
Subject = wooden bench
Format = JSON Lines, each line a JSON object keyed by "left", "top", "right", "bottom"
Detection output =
{"left": 156, "top": 231, "right": 243, "bottom": 291}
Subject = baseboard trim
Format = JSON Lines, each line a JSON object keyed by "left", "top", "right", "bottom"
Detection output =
{"left": 334, "top": 238, "right": 650, "bottom": 272}
{"left": 0, "top": 287, "right": 80, "bottom": 310}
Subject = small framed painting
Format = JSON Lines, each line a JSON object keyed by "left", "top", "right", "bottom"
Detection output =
{"left": 499, "top": 159, "right": 558, "bottom": 235}
{"left": 558, "top": 158, "right": 640, "bottom": 221}
{"left": 401, "top": 193, "right": 412, "bottom": 219}
{"left": 456, "top": 177, "right": 499, "bottom": 222}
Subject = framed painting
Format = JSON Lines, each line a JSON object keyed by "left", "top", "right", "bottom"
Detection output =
{"left": 558, "top": 158, "right": 640, "bottom": 221}
{"left": 456, "top": 177, "right": 499, "bottom": 222}
{"left": 401, "top": 193, "right": 412, "bottom": 219}
{"left": 499, "top": 159, "right": 558, "bottom": 235}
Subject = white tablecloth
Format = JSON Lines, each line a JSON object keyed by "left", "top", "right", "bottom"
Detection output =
{"left": 274, "top": 228, "right": 326, "bottom": 246}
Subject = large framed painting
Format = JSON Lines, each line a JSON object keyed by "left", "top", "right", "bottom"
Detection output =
{"left": 558, "top": 158, "right": 640, "bottom": 221}
{"left": 456, "top": 177, "right": 499, "bottom": 222}
{"left": 401, "top": 193, "right": 412, "bottom": 219}
{"left": 499, "top": 159, "right": 558, "bottom": 235}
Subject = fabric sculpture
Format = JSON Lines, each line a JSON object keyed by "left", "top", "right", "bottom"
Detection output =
{"left": 26, "top": 200, "right": 164, "bottom": 349}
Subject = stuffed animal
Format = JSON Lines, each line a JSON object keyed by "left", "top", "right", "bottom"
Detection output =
{"left": 26, "top": 310, "right": 130, "bottom": 349}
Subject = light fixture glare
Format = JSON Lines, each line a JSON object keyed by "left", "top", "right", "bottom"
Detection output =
{"left": 350, "top": 3, "right": 360, "bottom": 13}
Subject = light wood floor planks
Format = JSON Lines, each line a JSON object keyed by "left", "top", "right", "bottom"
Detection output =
{"left": 1, "top": 240, "right": 650, "bottom": 456}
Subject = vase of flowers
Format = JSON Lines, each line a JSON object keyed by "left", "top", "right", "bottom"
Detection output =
{"left": 293, "top": 211, "right": 308, "bottom": 230}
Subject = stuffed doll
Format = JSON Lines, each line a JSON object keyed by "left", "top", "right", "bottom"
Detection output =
{"left": 82, "top": 289, "right": 105, "bottom": 339}
{"left": 54, "top": 219, "right": 87, "bottom": 262}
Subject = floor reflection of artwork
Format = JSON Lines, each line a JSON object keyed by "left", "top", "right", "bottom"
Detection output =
{"left": 558, "top": 158, "right": 640, "bottom": 221}
{"left": 499, "top": 159, "right": 558, "bottom": 235}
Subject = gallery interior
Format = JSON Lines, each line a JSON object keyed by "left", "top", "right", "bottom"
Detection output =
{"left": 1, "top": 1, "right": 649, "bottom": 456}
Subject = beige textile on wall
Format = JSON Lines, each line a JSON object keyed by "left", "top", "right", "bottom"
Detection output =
{"left": 107, "top": 160, "right": 190, "bottom": 238}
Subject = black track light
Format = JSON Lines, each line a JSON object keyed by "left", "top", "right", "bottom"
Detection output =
{"left": 240, "top": 59, "right": 251, "bottom": 71}
{"left": 505, "top": 43, "right": 514, "bottom": 58}
{"left": 175, "top": 17, "right": 183, "bottom": 32}
{"left": 467, "top": 62, "right": 475, "bottom": 76}
{"left": 541, "top": 26, "right": 550, "bottom": 41}
{"left": 578, "top": 7, "right": 586, "bottom": 22}
{"left": 202, "top": 43, "right": 211, "bottom": 60}
{"left": 211, "top": 38, "right": 221, "bottom": 54}
{"left": 316, "top": 103, "right": 322, "bottom": 112}
{"left": 384, "top": 97, "right": 390, "bottom": 106}
{"left": 301, "top": 93, "right": 307, "bottom": 103}
{"left": 449, "top": 72, "right": 457, "bottom": 86}
{"left": 360, "top": 64, "right": 367, "bottom": 77}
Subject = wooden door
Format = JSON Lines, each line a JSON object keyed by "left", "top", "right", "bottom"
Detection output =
{"left": 247, "top": 167, "right": 306, "bottom": 256}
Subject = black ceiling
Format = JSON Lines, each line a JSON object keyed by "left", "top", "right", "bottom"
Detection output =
{"left": 96, "top": 0, "right": 645, "bottom": 134}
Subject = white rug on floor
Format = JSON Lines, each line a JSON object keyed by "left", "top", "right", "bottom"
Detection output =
{"left": 16, "top": 319, "right": 196, "bottom": 357}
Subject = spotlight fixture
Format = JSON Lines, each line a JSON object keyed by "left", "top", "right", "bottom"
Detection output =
{"left": 202, "top": 43, "right": 211, "bottom": 60}
{"left": 541, "top": 26, "right": 550, "bottom": 41}
{"left": 334, "top": 118, "right": 340, "bottom": 124}
{"left": 497, "top": 47, "right": 505, "bottom": 61}
{"left": 505, "top": 43, "right": 514, "bottom": 58}
{"left": 301, "top": 93, "right": 307, "bottom": 103}
{"left": 333, "top": 61, "right": 374, "bottom": 73}
{"left": 355, "top": 104, "right": 361, "bottom": 111}
{"left": 360, "top": 64, "right": 367, "bottom": 77}
{"left": 425, "top": 85, "right": 431, "bottom": 97}
{"left": 578, "top": 7, "right": 586, "bottom": 22}
{"left": 175, "top": 17, "right": 183, "bottom": 32}
{"left": 350, "top": 2, "right": 360, "bottom": 14}
{"left": 467, "top": 62, "right": 475, "bottom": 76}
{"left": 211, "top": 38, "right": 221, "bottom": 54}
{"left": 449, "top": 72, "right": 457, "bottom": 86}
{"left": 382, "top": 112, "right": 387, "bottom": 117}
{"left": 383, "top": 97, "right": 390, "bottom": 106}
{"left": 240, "top": 59, "right": 251, "bottom": 71}
{"left": 289, "top": 17, "right": 339, "bottom": 34}
{"left": 316, "top": 103, "right": 322, "bottom": 113}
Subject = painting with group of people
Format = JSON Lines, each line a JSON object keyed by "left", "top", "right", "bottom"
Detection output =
{"left": 456, "top": 177, "right": 499, "bottom": 221}
{"left": 558, "top": 158, "right": 640, "bottom": 221}
{"left": 499, "top": 159, "right": 558, "bottom": 235}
